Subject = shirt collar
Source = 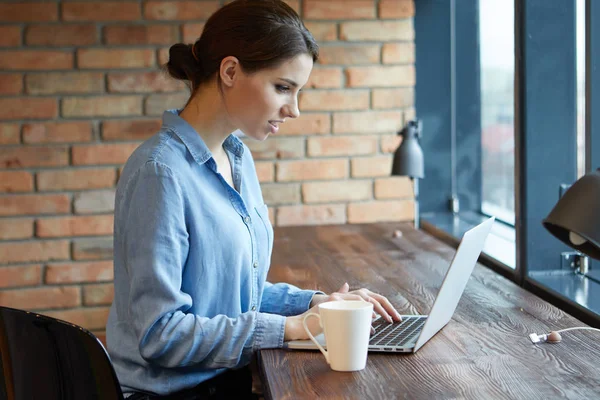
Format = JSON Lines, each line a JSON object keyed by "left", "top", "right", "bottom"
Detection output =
{"left": 162, "top": 109, "right": 244, "bottom": 165}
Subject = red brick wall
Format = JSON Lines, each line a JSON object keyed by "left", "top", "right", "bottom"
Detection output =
{"left": 0, "top": 0, "right": 415, "bottom": 335}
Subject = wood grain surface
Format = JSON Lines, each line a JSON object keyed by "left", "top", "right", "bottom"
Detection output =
{"left": 258, "top": 223, "right": 600, "bottom": 400}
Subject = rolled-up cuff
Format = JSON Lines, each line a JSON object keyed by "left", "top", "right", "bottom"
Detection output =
{"left": 253, "top": 312, "right": 286, "bottom": 351}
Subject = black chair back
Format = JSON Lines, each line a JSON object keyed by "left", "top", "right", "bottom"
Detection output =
{"left": 0, "top": 306, "right": 123, "bottom": 400}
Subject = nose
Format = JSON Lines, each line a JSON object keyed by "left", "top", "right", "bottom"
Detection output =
{"left": 283, "top": 97, "right": 300, "bottom": 119}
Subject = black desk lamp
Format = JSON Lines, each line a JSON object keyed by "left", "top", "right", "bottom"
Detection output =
{"left": 543, "top": 168, "right": 600, "bottom": 273}
{"left": 392, "top": 120, "right": 424, "bottom": 228}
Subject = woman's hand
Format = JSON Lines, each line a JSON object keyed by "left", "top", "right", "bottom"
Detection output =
{"left": 310, "top": 282, "right": 402, "bottom": 324}
{"left": 284, "top": 283, "right": 402, "bottom": 341}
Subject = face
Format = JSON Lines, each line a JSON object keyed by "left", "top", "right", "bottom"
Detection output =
{"left": 220, "top": 53, "right": 314, "bottom": 141}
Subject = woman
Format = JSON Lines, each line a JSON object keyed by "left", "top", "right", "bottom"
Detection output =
{"left": 106, "top": 0, "right": 402, "bottom": 398}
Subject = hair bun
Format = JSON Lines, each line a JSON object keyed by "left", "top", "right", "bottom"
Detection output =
{"left": 165, "top": 43, "right": 199, "bottom": 82}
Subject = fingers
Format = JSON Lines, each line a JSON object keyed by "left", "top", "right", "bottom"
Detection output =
{"left": 337, "top": 282, "right": 350, "bottom": 293}
{"left": 368, "top": 292, "right": 402, "bottom": 322}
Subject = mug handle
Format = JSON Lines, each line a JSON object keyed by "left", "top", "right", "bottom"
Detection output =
{"left": 303, "top": 313, "right": 329, "bottom": 364}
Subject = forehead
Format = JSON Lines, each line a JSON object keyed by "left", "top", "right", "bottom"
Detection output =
{"left": 258, "top": 53, "right": 314, "bottom": 86}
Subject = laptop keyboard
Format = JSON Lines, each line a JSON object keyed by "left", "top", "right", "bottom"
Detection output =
{"left": 369, "top": 315, "right": 427, "bottom": 347}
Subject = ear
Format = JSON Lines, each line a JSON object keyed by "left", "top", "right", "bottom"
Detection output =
{"left": 219, "top": 56, "right": 240, "bottom": 88}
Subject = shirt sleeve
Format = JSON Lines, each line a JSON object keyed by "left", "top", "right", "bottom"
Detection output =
{"left": 122, "top": 161, "right": 286, "bottom": 370}
{"left": 260, "top": 281, "right": 325, "bottom": 316}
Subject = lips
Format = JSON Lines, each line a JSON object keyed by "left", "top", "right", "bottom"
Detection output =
{"left": 268, "top": 121, "right": 280, "bottom": 134}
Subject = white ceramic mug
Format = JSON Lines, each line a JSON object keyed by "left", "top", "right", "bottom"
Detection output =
{"left": 303, "top": 300, "right": 373, "bottom": 372}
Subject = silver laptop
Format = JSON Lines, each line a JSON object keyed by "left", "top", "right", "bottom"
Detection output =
{"left": 286, "top": 217, "right": 495, "bottom": 354}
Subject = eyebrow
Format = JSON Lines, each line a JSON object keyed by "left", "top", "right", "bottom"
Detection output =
{"left": 278, "top": 78, "right": 298, "bottom": 88}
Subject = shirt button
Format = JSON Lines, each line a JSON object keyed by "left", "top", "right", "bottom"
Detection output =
{"left": 251, "top": 306, "right": 256, "bottom": 311}
{"left": 244, "top": 216, "right": 251, "bottom": 224}
{"left": 253, "top": 261, "right": 258, "bottom": 268}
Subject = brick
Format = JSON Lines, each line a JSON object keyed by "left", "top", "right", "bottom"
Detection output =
{"left": 299, "top": 90, "right": 369, "bottom": 111}
{"left": 0, "top": 3, "right": 58, "bottom": 22}
{"left": 0, "top": 218, "right": 34, "bottom": 240}
{"left": 83, "top": 283, "right": 114, "bottom": 306}
{"left": 0, "top": 194, "right": 70, "bottom": 216}
{"left": 74, "top": 190, "right": 115, "bottom": 214}
{"left": 245, "top": 137, "right": 304, "bottom": 160}
{"left": 0, "top": 51, "right": 73, "bottom": 70}
{"left": 157, "top": 48, "right": 170, "bottom": 65}
{"left": 0, "top": 26, "right": 20, "bottom": 47}
{"left": 0, "top": 264, "right": 42, "bottom": 288}
{"left": 374, "top": 177, "right": 413, "bottom": 199}
{"left": 304, "top": 0, "right": 375, "bottom": 20}
{"left": 277, "top": 113, "right": 330, "bottom": 135}
{"left": 0, "top": 74, "right": 22, "bottom": 95}
{"left": 382, "top": 42, "right": 415, "bottom": 64}
{"left": 102, "top": 119, "right": 162, "bottom": 141}
{"left": 37, "top": 168, "right": 116, "bottom": 191}
{"left": 268, "top": 208, "right": 275, "bottom": 226}
{"left": 181, "top": 23, "right": 205, "bottom": 43}
{"left": 303, "top": 22, "right": 337, "bottom": 42}
{"left": 104, "top": 24, "right": 179, "bottom": 45}
{"left": 372, "top": 88, "right": 414, "bottom": 109}
{"left": 340, "top": 20, "right": 414, "bottom": 41}
{"left": 44, "top": 307, "right": 110, "bottom": 330}
{"left": 108, "top": 71, "right": 185, "bottom": 93}
{"left": 0, "top": 98, "right": 57, "bottom": 121}
{"left": 346, "top": 66, "right": 415, "bottom": 87}
{"left": 0, "top": 286, "right": 80, "bottom": 310}
{"left": 404, "top": 107, "right": 416, "bottom": 121}
{"left": 0, "top": 240, "right": 70, "bottom": 264}
{"left": 144, "top": 1, "right": 220, "bottom": 20}
{"left": 37, "top": 215, "right": 114, "bottom": 238}
{"left": 277, "top": 204, "right": 346, "bottom": 226}
{"left": 72, "top": 237, "right": 113, "bottom": 260}
{"left": 145, "top": 93, "right": 189, "bottom": 116}
{"left": 379, "top": 0, "right": 415, "bottom": 19}
{"left": 46, "top": 261, "right": 113, "bottom": 284}
{"left": 302, "top": 180, "right": 372, "bottom": 203}
{"left": 0, "top": 147, "right": 69, "bottom": 169}
{"left": 308, "top": 136, "right": 378, "bottom": 157}
{"left": 277, "top": 159, "right": 347, "bottom": 182}
{"left": 72, "top": 143, "right": 139, "bottom": 165}
{"left": 26, "top": 72, "right": 104, "bottom": 95}
{"left": 318, "top": 45, "right": 380, "bottom": 65}
{"left": 333, "top": 111, "right": 403, "bottom": 134}
{"left": 22, "top": 122, "right": 92, "bottom": 144}
{"left": 25, "top": 24, "right": 97, "bottom": 46}
{"left": 78, "top": 49, "right": 155, "bottom": 69}
{"left": 256, "top": 162, "right": 274, "bottom": 183}
{"left": 306, "top": 68, "right": 342, "bottom": 89}
{"left": 351, "top": 155, "right": 393, "bottom": 178}
{"left": 347, "top": 200, "right": 414, "bottom": 223}
{"left": 261, "top": 183, "right": 300, "bottom": 205}
{"left": 0, "top": 171, "right": 34, "bottom": 193}
{"left": 62, "top": 2, "right": 140, "bottom": 21}
{"left": 0, "top": 124, "right": 20, "bottom": 145}
{"left": 62, "top": 96, "right": 142, "bottom": 118}
{"left": 380, "top": 134, "right": 402, "bottom": 153}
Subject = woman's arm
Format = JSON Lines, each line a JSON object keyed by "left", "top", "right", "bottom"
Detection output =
{"left": 260, "top": 281, "right": 324, "bottom": 316}
{"left": 120, "top": 161, "right": 285, "bottom": 369}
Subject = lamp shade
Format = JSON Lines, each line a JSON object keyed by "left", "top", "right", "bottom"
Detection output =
{"left": 543, "top": 169, "right": 600, "bottom": 260}
{"left": 391, "top": 120, "right": 424, "bottom": 178}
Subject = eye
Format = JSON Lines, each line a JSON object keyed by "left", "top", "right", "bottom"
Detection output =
{"left": 275, "top": 84, "right": 290, "bottom": 93}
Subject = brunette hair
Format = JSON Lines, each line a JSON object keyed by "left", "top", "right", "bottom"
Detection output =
{"left": 165, "top": 0, "right": 319, "bottom": 93}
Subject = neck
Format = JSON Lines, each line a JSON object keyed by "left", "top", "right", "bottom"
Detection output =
{"left": 179, "top": 79, "right": 235, "bottom": 157}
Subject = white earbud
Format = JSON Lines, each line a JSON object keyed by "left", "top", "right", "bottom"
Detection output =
{"left": 529, "top": 327, "right": 600, "bottom": 344}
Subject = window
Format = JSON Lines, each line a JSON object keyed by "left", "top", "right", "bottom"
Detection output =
{"left": 415, "top": 0, "right": 600, "bottom": 327}
{"left": 479, "top": 0, "right": 515, "bottom": 226}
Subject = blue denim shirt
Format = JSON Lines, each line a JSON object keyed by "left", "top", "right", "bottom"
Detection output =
{"left": 106, "top": 109, "right": 319, "bottom": 395}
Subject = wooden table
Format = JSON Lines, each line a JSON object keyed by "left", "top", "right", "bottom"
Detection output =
{"left": 258, "top": 223, "right": 600, "bottom": 399}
